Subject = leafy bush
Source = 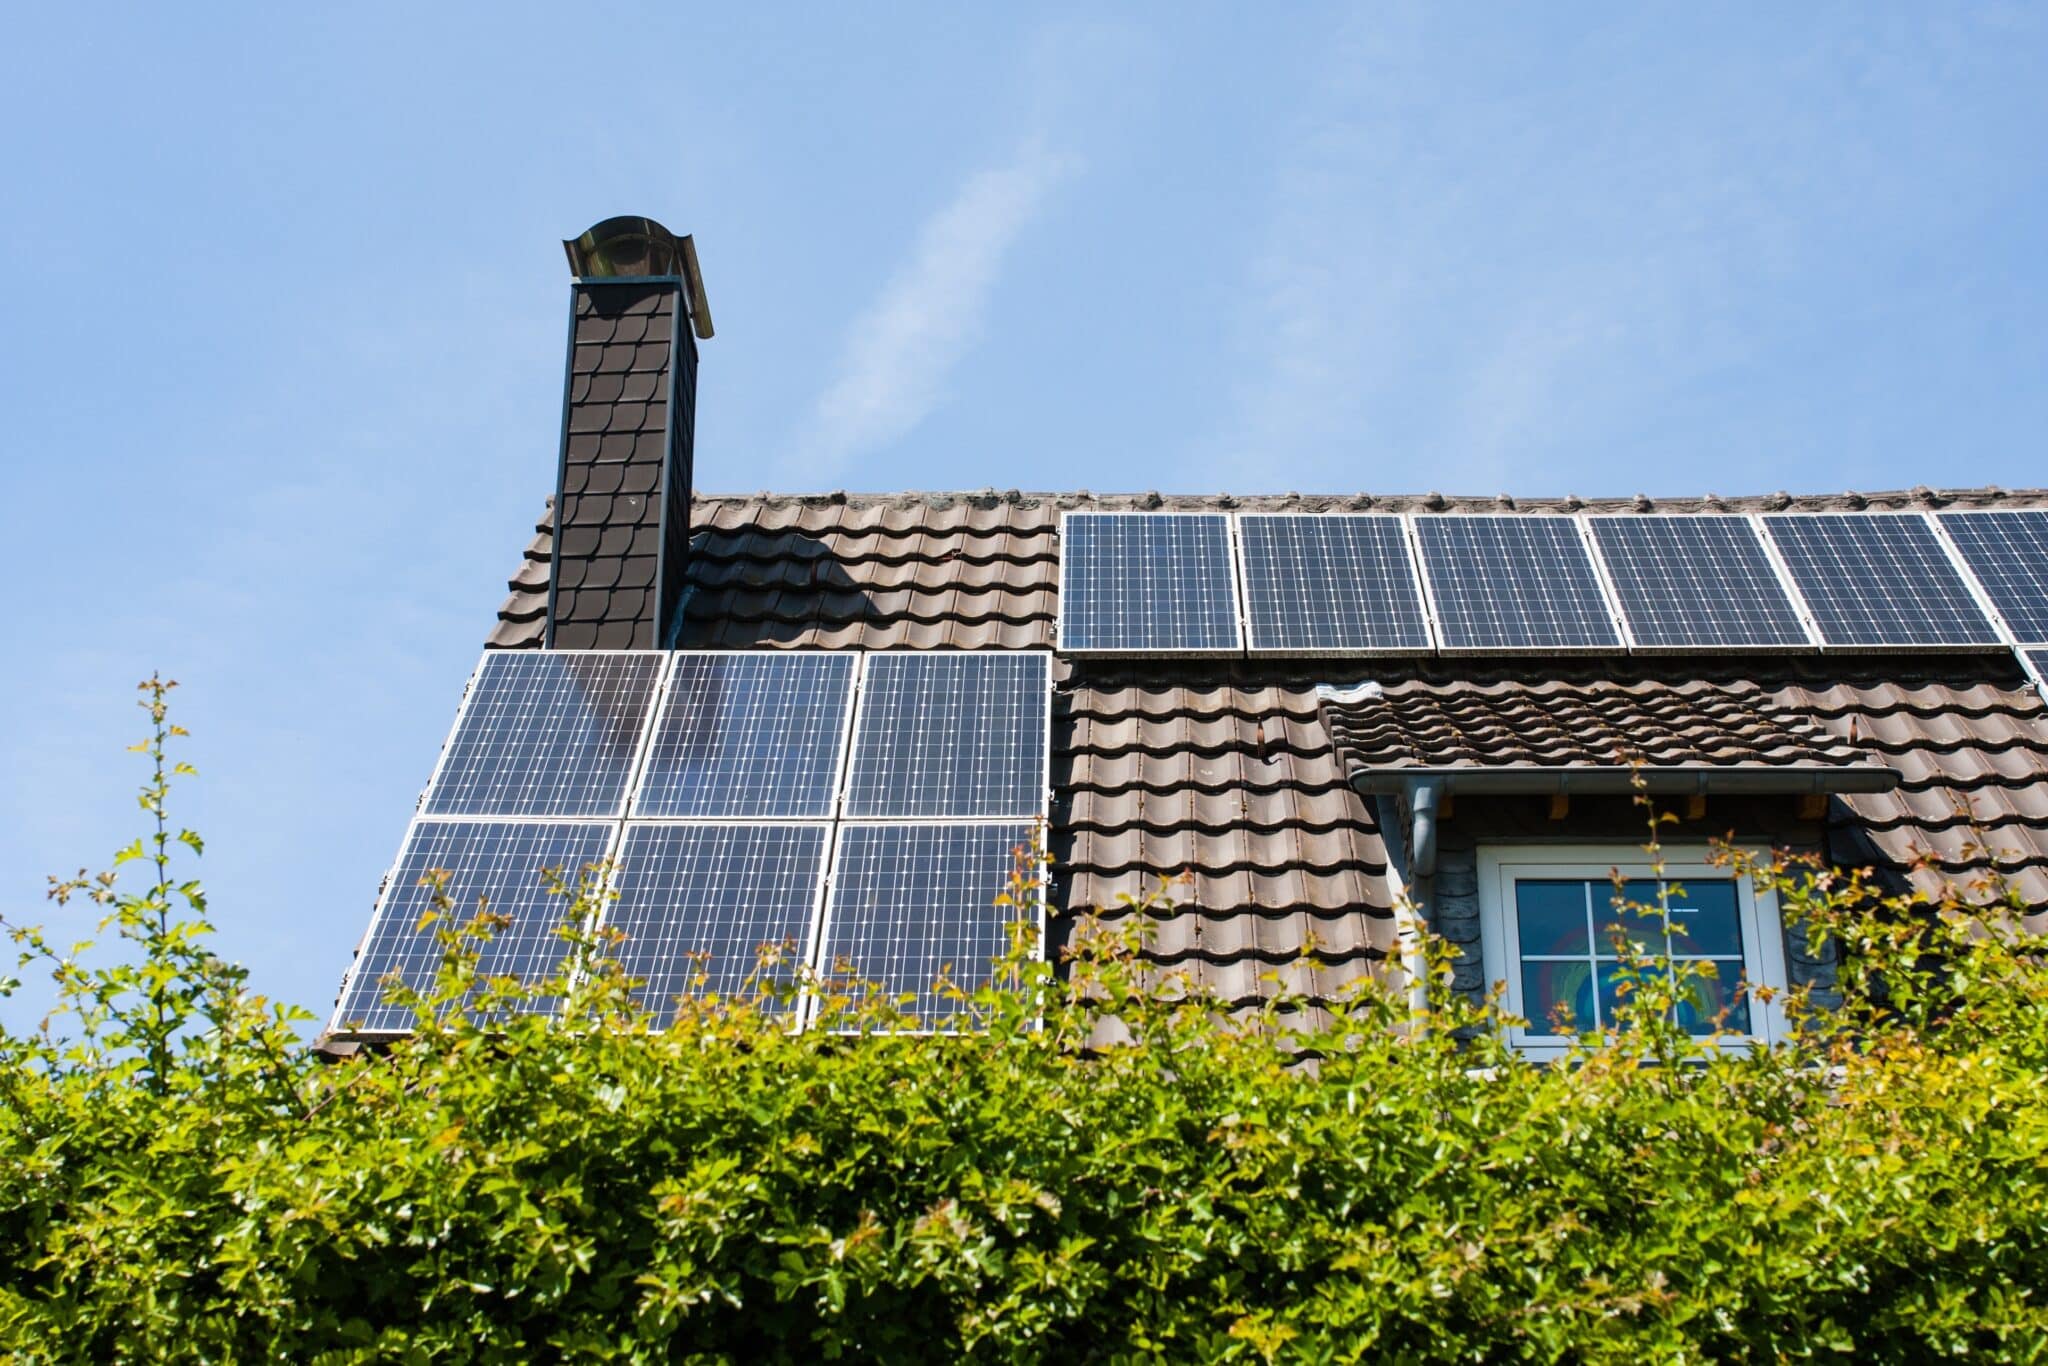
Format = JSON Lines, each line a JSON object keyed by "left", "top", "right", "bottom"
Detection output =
{"left": 4, "top": 682, "right": 2047, "bottom": 1361}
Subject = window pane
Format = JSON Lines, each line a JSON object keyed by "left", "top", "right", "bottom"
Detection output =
{"left": 1516, "top": 880, "right": 1591, "bottom": 955}
{"left": 1675, "top": 962, "right": 1752, "bottom": 1035}
{"left": 1595, "top": 880, "right": 1664, "bottom": 956}
{"left": 1666, "top": 880, "right": 1743, "bottom": 957}
{"left": 1521, "top": 960, "right": 1596, "bottom": 1034}
{"left": 1597, "top": 961, "right": 1642, "bottom": 1029}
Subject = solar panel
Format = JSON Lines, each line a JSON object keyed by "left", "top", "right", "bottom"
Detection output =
{"left": 1762, "top": 514, "right": 1999, "bottom": 648}
{"left": 2024, "top": 648, "right": 2048, "bottom": 680}
{"left": 422, "top": 651, "right": 664, "bottom": 818}
{"left": 843, "top": 652, "right": 1049, "bottom": 818}
{"left": 333, "top": 820, "right": 616, "bottom": 1035}
{"left": 607, "top": 823, "right": 829, "bottom": 1020}
{"left": 1938, "top": 511, "right": 2048, "bottom": 643}
{"left": 1059, "top": 512, "right": 1241, "bottom": 652}
{"left": 1237, "top": 514, "right": 1431, "bottom": 653}
{"left": 632, "top": 652, "right": 855, "bottom": 818}
{"left": 1413, "top": 517, "right": 1622, "bottom": 651}
{"left": 819, "top": 822, "right": 1039, "bottom": 1026}
{"left": 1587, "top": 516, "right": 1812, "bottom": 649}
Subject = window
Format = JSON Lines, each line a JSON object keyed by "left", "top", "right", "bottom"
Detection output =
{"left": 1476, "top": 846, "right": 1790, "bottom": 1057}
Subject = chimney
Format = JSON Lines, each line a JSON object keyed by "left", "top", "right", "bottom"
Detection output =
{"left": 547, "top": 216, "right": 714, "bottom": 649}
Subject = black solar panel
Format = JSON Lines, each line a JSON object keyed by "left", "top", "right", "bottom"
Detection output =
{"left": 843, "top": 652, "right": 1048, "bottom": 818}
{"left": 608, "top": 823, "right": 829, "bottom": 1020}
{"left": 1413, "top": 517, "right": 1622, "bottom": 650}
{"left": 1587, "top": 517, "right": 1811, "bottom": 649}
{"left": 1939, "top": 511, "right": 2048, "bottom": 643}
{"left": 1762, "top": 514, "right": 1999, "bottom": 648}
{"left": 423, "top": 651, "right": 663, "bottom": 818}
{"left": 820, "top": 822, "right": 1038, "bottom": 1026}
{"left": 633, "top": 653, "right": 855, "bottom": 818}
{"left": 1237, "top": 514, "right": 1431, "bottom": 653}
{"left": 333, "top": 820, "right": 615, "bottom": 1035}
{"left": 1059, "top": 513, "right": 1241, "bottom": 652}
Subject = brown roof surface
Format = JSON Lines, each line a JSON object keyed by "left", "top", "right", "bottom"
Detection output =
{"left": 1318, "top": 677, "right": 1879, "bottom": 776}
{"left": 489, "top": 488, "right": 2048, "bottom": 994}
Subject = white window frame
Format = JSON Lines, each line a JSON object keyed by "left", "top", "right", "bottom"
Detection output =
{"left": 1476, "top": 844, "right": 1791, "bottom": 1059}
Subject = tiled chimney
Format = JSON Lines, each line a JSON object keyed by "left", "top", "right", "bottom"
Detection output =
{"left": 548, "top": 216, "right": 713, "bottom": 649}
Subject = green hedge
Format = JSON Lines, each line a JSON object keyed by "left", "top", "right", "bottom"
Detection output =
{"left": 4, "top": 681, "right": 2047, "bottom": 1362}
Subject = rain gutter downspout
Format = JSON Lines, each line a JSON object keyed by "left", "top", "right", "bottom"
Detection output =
{"left": 1395, "top": 777, "right": 1441, "bottom": 1029}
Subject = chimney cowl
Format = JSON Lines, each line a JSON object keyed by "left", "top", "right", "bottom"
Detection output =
{"left": 563, "top": 216, "right": 714, "bottom": 339}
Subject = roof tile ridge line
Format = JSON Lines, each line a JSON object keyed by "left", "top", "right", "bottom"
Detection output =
{"left": 688, "top": 485, "right": 2048, "bottom": 509}
{"left": 1781, "top": 685, "right": 2048, "bottom": 722}
{"left": 683, "top": 605, "right": 1056, "bottom": 630}
{"left": 1062, "top": 810, "right": 1375, "bottom": 838}
{"left": 688, "top": 541, "right": 1059, "bottom": 567}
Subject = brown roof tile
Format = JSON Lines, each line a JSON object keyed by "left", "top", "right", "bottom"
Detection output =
{"left": 1319, "top": 677, "right": 1876, "bottom": 774}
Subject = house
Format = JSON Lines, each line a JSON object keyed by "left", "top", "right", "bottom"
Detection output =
{"left": 324, "top": 217, "right": 2048, "bottom": 1052}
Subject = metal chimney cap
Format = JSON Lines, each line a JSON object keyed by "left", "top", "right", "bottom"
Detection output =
{"left": 562, "top": 216, "right": 714, "bottom": 339}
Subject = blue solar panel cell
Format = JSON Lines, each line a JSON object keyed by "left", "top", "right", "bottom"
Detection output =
{"left": 333, "top": 820, "right": 616, "bottom": 1035}
{"left": 633, "top": 653, "right": 855, "bottom": 818}
{"left": 422, "top": 651, "right": 664, "bottom": 818}
{"left": 820, "top": 822, "right": 1039, "bottom": 1026}
{"left": 1587, "top": 517, "right": 1811, "bottom": 649}
{"left": 1939, "top": 511, "right": 2048, "bottom": 643}
{"left": 1059, "top": 513, "right": 1241, "bottom": 652}
{"left": 608, "top": 823, "right": 829, "bottom": 1020}
{"left": 843, "top": 652, "right": 1048, "bottom": 819}
{"left": 1762, "top": 514, "right": 1999, "bottom": 648}
{"left": 1238, "top": 514, "right": 1431, "bottom": 653}
{"left": 1414, "top": 517, "right": 1622, "bottom": 651}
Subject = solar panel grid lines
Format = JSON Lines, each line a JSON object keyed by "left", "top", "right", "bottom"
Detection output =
{"left": 605, "top": 821, "right": 833, "bottom": 1023}
{"left": 1585, "top": 515, "right": 1817, "bottom": 651}
{"left": 420, "top": 650, "right": 668, "bottom": 819}
{"left": 631, "top": 651, "right": 858, "bottom": 819}
{"left": 1057, "top": 511, "right": 1243, "bottom": 654}
{"left": 1411, "top": 515, "right": 1626, "bottom": 652}
{"left": 813, "top": 820, "right": 1043, "bottom": 1031}
{"left": 1571, "top": 513, "right": 1637, "bottom": 652}
{"left": 1936, "top": 511, "right": 2048, "bottom": 644}
{"left": 1235, "top": 513, "right": 1434, "bottom": 655}
{"left": 1759, "top": 513, "right": 2003, "bottom": 650}
{"left": 842, "top": 650, "right": 1052, "bottom": 819}
{"left": 331, "top": 818, "right": 619, "bottom": 1037}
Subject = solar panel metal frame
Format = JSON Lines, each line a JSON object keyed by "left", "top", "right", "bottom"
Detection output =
{"left": 417, "top": 648, "right": 671, "bottom": 820}
{"left": 329, "top": 814, "right": 623, "bottom": 1040}
{"left": 1756, "top": 512, "right": 2006, "bottom": 652}
{"left": 626, "top": 650, "right": 860, "bottom": 822}
{"left": 1409, "top": 513, "right": 1628, "bottom": 655}
{"left": 1931, "top": 510, "right": 2048, "bottom": 647}
{"left": 808, "top": 818, "right": 1046, "bottom": 1035}
{"left": 1582, "top": 514, "right": 1823, "bottom": 654}
{"left": 1056, "top": 510, "right": 1245, "bottom": 656}
{"left": 1232, "top": 512, "right": 1436, "bottom": 657}
{"left": 601, "top": 819, "right": 836, "bottom": 1026}
{"left": 812, "top": 650, "right": 1052, "bottom": 1034}
{"left": 2019, "top": 648, "right": 2048, "bottom": 694}
{"left": 840, "top": 649, "right": 1054, "bottom": 820}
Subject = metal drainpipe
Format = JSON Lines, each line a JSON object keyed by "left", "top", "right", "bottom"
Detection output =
{"left": 1395, "top": 777, "right": 1441, "bottom": 1028}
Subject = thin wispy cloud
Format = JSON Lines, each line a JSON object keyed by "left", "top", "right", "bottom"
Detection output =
{"left": 791, "top": 140, "right": 1068, "bottom": 481}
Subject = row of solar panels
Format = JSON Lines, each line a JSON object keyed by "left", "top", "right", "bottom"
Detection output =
{"left": 1058, "top": 508, "right": 2048, "bottom": 655}
{"left": 331, "top": 650, "right": 1051, "bottom": 1037}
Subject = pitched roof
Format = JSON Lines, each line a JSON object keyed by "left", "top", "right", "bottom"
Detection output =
{"left": 487, "top": 488, "right": 2048, "bottom": 999}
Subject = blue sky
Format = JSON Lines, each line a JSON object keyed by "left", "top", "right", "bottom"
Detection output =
{"left": 3, "top": 4, "right": 2043, "bottom": 1029}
